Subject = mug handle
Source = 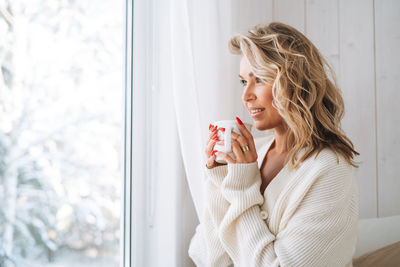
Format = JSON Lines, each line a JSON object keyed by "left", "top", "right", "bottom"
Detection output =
{"left": 224, "top": 125, "right": 232, "bottom": 153}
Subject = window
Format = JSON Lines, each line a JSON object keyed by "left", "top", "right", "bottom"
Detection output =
{"left": 0, "top": 1, "right": 124, "bottom": 266}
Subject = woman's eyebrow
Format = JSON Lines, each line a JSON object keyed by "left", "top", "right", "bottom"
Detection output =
{"left": 238, "top": 72, "right": 254, "bottom": 79}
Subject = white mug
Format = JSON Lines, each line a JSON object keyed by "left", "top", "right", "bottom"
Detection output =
{"left": 212, "top": 119, "right": 253, "bottom": 164}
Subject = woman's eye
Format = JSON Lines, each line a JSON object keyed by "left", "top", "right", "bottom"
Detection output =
{"left": 240, "top": 78, "right": 262, "bottom": 87}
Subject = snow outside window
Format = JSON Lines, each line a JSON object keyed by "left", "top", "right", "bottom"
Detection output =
{"left": 0, "top": 0, "right": 124, "bottom": 266}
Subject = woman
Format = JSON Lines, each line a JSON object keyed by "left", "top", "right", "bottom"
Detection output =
{"left": 188, "top": 22, "right": 360, "bottom": 267}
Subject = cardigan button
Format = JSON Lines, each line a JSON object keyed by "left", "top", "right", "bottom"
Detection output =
{"left": 260, "top": 210, "right": 268, "bottom": 220}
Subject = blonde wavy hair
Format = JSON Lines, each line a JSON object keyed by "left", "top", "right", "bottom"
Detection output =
{"left": 229, "top": 22, "right": 360, "bottom": 170}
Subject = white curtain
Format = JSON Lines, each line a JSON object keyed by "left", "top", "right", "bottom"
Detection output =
{"left": 169, "top": 0, "right": 272, "bottom": 217}
{"left": 167, "top": 0, "right": 272, "bottom": 265}
{"left": 139, "top": 1, "right": 272, "bottom": 266}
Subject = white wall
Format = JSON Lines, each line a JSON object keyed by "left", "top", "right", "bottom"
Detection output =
{"left": 231, "top": 0, "right": 400, "bottom": 220}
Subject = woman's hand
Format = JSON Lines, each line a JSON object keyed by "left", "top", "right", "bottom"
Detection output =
{"left": 215, "top": 117, "right": 258, "bottom": 164}
{"left": 205, "top": 124, "right": 227, "bottom": 169}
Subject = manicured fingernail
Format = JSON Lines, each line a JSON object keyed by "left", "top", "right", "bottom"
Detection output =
{"left": 219, "top": 127, "right": 225, "bottom": 132}
{"left": 236, "top": 116, "right": 243, "bottom": 125}
{"left": 213, "top": 125, "right": 218, "bottom": 131}
{"left": 212, "top": 135, "right": 218, "bottom": 140}
{"left": 209, "top": 124, "right": 213, "bottom": 130}
{"left": 211, "top": 150, "right": 217, "bottom": 156}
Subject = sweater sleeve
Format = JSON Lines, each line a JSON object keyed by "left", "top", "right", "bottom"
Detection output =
{"left": 217, "top": 161, "right": 358, "bottom": 267}
{"left": 188, "top": 165, "right": 233, "bottom": 267}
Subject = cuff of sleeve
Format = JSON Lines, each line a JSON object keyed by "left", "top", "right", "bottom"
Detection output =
{"left": 223, "top": 161, "right": 260, "bottom": 190}
{"left": 204, "top": 164, "right": 228, "bottom": 187}
{"left": 220, "top": 161, "right": 264, "bottom": 206}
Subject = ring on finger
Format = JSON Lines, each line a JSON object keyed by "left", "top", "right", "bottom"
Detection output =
{"left": 241, "top": 144, "right": 250, "bottom": 153}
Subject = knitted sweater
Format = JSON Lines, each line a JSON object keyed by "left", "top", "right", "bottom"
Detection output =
{"left": 188, "top": 134, "right": 359, "bottom": 267}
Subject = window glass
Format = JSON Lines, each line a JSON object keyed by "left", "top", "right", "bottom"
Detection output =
{"left": 0, "top": 0, "right": 123, "bottom": 266}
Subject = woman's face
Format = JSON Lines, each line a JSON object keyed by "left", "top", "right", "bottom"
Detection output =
{"left": 239, "top": 56, "right": 284, "bottom": 131}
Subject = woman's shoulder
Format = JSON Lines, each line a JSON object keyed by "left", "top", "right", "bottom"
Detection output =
{"left": 284, "top": 148, "right": 356, "bottom": 208}
{"left": 297, "top": 147, "right": 355, "bottom": 181}
{"left": 313, "top": 147, "right": 350, "bottom": 168}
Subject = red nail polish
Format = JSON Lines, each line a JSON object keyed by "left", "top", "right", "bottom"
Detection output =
{"left": 211, "top": 150, "right": 217, "bottom": 156}
{"left": 209, "top": 124, "right": 213, "bottom": 130}
{"left": 220, "top": 127, "right": 225, "bottom": 132}
{"left": 236, "top": 116, "right": 243, "bottom": 125}
{"left": 213, "top": 125, "right": 218, "bottom": 131}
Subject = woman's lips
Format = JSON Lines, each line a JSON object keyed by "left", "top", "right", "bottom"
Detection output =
{"left": 250, "top": 109, "right": 265, "bottom": 118}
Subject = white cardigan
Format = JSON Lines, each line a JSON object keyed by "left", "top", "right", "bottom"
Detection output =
{"left": 188, "top": 134, "right": 358, "bottom": 267}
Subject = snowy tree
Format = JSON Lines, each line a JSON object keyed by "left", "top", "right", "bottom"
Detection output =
{"left": 0, "top": 0, "right": 123, "bottom": 266}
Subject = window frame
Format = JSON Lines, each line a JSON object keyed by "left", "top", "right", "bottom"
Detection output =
{"left": 123, "top": 0, "right": 155, "bottom": 266}
{"left": 122, "top": 0, "right": 133, "bottom": 265}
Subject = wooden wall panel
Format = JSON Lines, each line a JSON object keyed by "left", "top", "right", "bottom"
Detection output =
{"left": 233, "top": 0, "right": 273, "bottom": 33}
{"left": 375, "top": 0, "right": 400, "bottom": 217}
{"left": 306, "top": 0, "right": 340, "bottom": 74}
{"left": 339, "top": 0, "right": 377, "bottom": 218}
{"left": 273, "top": 0, "right": 305, "bottom": 33}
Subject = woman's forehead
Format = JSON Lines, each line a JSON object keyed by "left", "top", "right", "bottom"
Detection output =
{"left": 239, "top": 56, "right": 253, "bottom": 78}
{"left": 238, "top": 72, "right": 254, "bottom": 79}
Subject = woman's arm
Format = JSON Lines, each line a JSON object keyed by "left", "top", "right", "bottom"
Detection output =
{"left": 217, "top": 161, "right": 358, "bottom": 267}
{"left": 188, "top": 165, "right": 233, "bottom": 267}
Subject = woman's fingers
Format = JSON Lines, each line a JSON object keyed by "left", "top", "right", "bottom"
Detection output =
{"left": 208, "top": 125, "right": 218, "bottom": 136}
{"left": 206, "top": 126, "right": 218, "bottom": 146}
{"left": 215, "top": 151, "right": 235, "bottom": 164}
{"left": 205, "top": 124, "right": 219, "bottom": 161}
{"left": 231, "top": 131, "right": 256, "bottom": 154}
{"left": 206, "top": 152, "right": 217, "bottom": 168}
{"left": 205, "top": 137, "right": 217, "bottom": 155}
{"left": 229, "top": 129, "right": 257, "bottom": 163}
{"left": 231, "top": 140, "right": 246, "bottom": 162}
{"left": 235, "top": 120, "right": 256, "bottom": 152}
{"left": 206, "top": 125, "right": 219, "bottom": 168}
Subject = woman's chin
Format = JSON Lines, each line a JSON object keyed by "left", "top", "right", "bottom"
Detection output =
{"left": 253, "top": 120, "right": 272, "bottom": 131}
{"left": 253, "top": 121, "right": 264, "bottom": 130}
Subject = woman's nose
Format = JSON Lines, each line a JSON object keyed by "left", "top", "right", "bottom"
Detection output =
{"left": 242, "top": 84, "right": 255, "bottom": 102}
